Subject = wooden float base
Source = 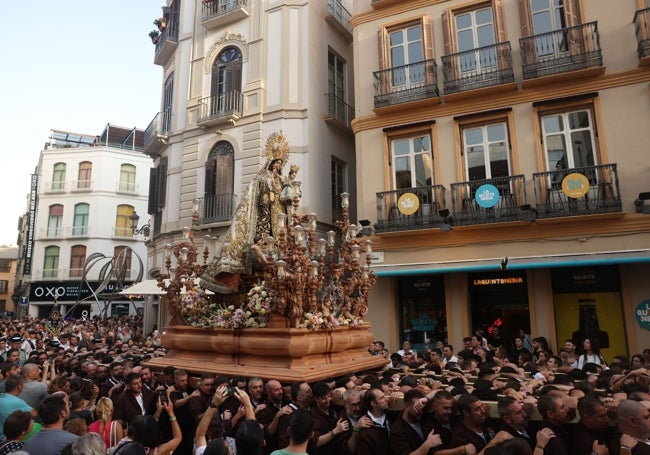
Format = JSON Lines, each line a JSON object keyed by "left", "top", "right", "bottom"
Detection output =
{"left": 145, "top": 323, "right": 387, "bottom": 383}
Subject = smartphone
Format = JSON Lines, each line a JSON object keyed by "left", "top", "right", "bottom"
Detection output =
{"left": 226, "top": 387, "right": 236, "bottom": 397}
{"left": 159, "top": 390, "right": 169, "bottom": 404}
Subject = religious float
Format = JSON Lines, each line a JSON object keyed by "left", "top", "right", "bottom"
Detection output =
{"left": 146, "top": 133, "right": 386, "bottom": 382}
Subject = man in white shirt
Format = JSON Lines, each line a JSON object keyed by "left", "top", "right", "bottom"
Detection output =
{"left": 442, "top": 344, "right": 458, "bottom": 365}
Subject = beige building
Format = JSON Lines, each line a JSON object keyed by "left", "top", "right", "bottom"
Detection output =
{"left": 142, "top": 0, "right": 356, "bottom": 327}
{"left": 0, "top": 248, "right": 19, "bottom": 315}
{"left": 352, "top": 0, "right": 650, "bottom": 359}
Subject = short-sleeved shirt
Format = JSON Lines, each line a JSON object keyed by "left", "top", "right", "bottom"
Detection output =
{"left": 0, "top": 393, "right": 33, "bottom": 439}
{"left": 23, "top": 428, "right": 79, "bottom": 455}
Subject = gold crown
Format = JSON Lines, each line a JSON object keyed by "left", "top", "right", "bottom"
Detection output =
{"left": 265, "top": 131, "right": 289, "bottom": 164}
{"left": 289, "top": 164, "right": 300, "bottom": 173}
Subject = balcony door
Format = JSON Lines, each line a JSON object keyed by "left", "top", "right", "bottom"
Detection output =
{"left": 391, "top": 134, "right": 435, "bottom": 214}
{"left": 463, "top": 123, "right": 510, "bottom": 181}
{"left": 211, "top": 47, "right": 242, "bottom": 115}
{"left": 205, "top": 141, "right": 234, "bottom": 220}
{"left": 389, "top": 25, "right": 425, "bottom": 91}
{"left": 455, "top": 7, "right": 496, "bottom": 76}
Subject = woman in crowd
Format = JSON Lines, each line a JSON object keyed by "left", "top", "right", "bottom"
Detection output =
{"left": 88, "top": 397, "right": 124, "bottom": 452}
{"left": 577, "top": 337, "right": 606, "bottom": 368}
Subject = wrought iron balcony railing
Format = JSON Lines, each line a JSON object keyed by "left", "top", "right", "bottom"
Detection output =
{"left": 198, "top": 194, "right": 236, "bottom": 223}
{"left": 520, "top": 21, "right": 602, "bottom": 79}
{"left": 326, "top": 0, "right": 352, "bottom": 38}
{"left": 375, "top": 185, "right": 447, "bottom": 233}
{"left": 441, "top": 42, "right": 514, "bottom": 94}
{"left": 634, "top": 8, "right": 650, "bottom": 60}
{"left": 373, "top": 58, "right": 439, "bottom": 108}
{"left": 532, "top": 163, "right": 621, "bottom": 218}
{"left": 197, "top": 91, "right": 244, "bottom": 125}
{"left": 202, "top": 0, "right": 248, "bottom": 25}
{"left": 325, "top": 92, "right": 354, "bottom": 128}
{"left": 144, "top": 111, "right": 172, "bottom": 152}
{"left": 450, "top": 175, "right": 527, "bottom": 226}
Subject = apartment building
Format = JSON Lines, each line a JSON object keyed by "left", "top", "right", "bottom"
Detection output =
{"left": 15, "top": 125, "right": 151, "bottom": 319}
{"left": 352, "top": 0, "right": 650, "bottom": 358}
{"left": 142, "top": 0, "right": 356, "bottom": 327}
{"left": 0, "top": 248, "right": 19, "bottom": 315}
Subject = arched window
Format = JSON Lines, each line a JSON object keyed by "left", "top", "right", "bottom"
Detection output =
{"left": 114, "top": 246, "right": 133, "bottom": 279}
{"left": 77, "top": 161, "right": 92, "bottom": 189}
{"left": 43, "top": 246, "right": 60, "bottom": 279}
{"left": 72, "top": 203, "right": 90, "bottom": 236}
{"left": 116, "top": 204, "right": 135, "bottom": 237}
{"left": 119, "top": 164, "right": 136, "bottom": 192}
{"left": 211, "top": 47, "right": 242, "bottom": 114}
{"left": 204, "top": 141, "right": 234, "bottom": 221}
{"left": 70, "top": 245, "right": 87, "bottom": 278}
{"left": 52, "top": 163, "right": 66, "bottom": 191}
{"left": 47, "top": 204, "right": 64, "bottom": 237}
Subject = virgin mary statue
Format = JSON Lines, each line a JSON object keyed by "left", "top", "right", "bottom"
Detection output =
{"left": 201, "top": 132, "right": 290, "bottom": 294}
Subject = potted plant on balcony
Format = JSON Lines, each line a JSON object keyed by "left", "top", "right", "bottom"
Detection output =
{"left": 154, "top": 17, "right": 168, "bottom": 31}
{"left": 149, "top": 30, "right": 160, "bottom": 44}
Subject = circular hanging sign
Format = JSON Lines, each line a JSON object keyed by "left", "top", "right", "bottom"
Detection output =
{"left": 635, "top": 300, "right": 650, "bottom": 331}
{"left": 397, "top": 192, "right": 420, "bottom": 215}
{"left": 561, "top": 173, "right": 590, "bottom": 199}
{"left": 475, "top": 184, "right": 500, "bottom": 208}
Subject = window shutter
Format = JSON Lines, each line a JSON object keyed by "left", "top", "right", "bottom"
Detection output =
{"left": 216, "top": 155, "right": 234, "bottom": 195}
{"left": 518, "top": 0, "right": 535, "bottom": 67}
{"left": 564, "top": 0, "right": 583, "bottom": 56}
{"left": 157, "top": 158, "right": 168, "bottom": 211}
{"left": 493, "top": 0, "right": 507, "bottom": 44}
{"left": 422, "top": 16, "right": 436, "bottom": 87}
{"left": 377, "top": 28, "right": 390, "bottom": 96}
{"left": 441, "top": 10, "right": 458, "bottom": 87}
{"left": 148, "top": 167, "right": 158, "bottom": 215}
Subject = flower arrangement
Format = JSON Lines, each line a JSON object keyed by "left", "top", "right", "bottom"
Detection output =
{"left": 149, "top": 30, "right": 160, "bottom": 44}
{"left": 154, "top": 17, "right": 168, "bottom": 30}
{"left": 299, "top": 311, "right": 364, "bottom": 331}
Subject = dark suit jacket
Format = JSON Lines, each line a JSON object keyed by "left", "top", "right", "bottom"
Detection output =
{"left": 113, "top": 388, "right": 156, "bottom": 426}
{"left": 390, "top": 412, "right": 435, "bottom": 455}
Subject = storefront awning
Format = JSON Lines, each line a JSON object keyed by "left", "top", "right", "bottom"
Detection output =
{"left": 119, "top": 279, "right": 214, "bottom": 296}
{"left": 371, "top": 249, "right": 650, "bottom": 277}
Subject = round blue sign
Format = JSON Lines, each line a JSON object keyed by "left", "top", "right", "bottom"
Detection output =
{"left": 635, "top": 299, "right": 650, "bottom": 331}
{"left": 475, "top": 184, "right": 500, "bottom": 208}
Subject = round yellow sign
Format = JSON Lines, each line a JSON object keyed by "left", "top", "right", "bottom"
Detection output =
{"left": 397, "top": 192, "right": 420, "bottom": 215}
{"left": 561, "top": 173, "right": 590, "bottom": 199}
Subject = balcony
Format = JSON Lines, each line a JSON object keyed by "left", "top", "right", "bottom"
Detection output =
{"left": 69, "top": 226, "right": 90, "bottom": 238}
{"left": 324, "top": 92, "right": 354, "bottom": 130}
{"left": 441, "top": 42, "right": 514, "bottom": 96}
{"left": 39, "top": 227, "right": 64, "bottom": 239}
{"left": 197, "top": 91, "right": 244, "bottom": 127}
{"left": 374, "top": 185, "right": 447, "bottom": 233}
{"left": 71, "top": 180, "right": 93, "bottom": 192}
{"left": 116, "top": 181, "right": 138, "bottom": 194}
{"left": 532, "top": 163, "right": 622, "bottom": 219}
{"left": 450, "top": 175, "right": 527, "bottom": 226}
{"left": 154, "top": 21, "right": 179, "bottom": 66}
{"left": 44, "top": 181, "right": 66, "bottom": 193}
{"left": 201, "top": 0, "right": 249, "bottom": 30}
{"left": 634, "top": 8, "right": 650, "bottom": 64}
{"left": 326, "top": 0, "right": 352, "bottom": 42}
{"left": 113, "top": 227, "right": 135, "bottom": 239}
{"left": 197, "top": 194, "right": 236, "bottom": 223}
{"left": 144, "top": 111, "right": 171, "bottom": 157}
{"left": 520, "top": 21, "right": 603, "bottom": 82}
{"left": 373, "top": 59, "right": 439, "bottom": 109}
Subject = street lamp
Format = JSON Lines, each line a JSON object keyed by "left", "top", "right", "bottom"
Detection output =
{"left": 129, "top": 211, "right": 150, "bottom": 237}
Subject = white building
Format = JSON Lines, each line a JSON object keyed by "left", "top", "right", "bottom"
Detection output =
{"left": 17, "top": 125, "right": 152, "bottom": 319}
{"left": 142, "top": 0, "right": 356, "bottom": 328}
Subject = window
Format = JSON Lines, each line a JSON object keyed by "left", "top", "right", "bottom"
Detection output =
{"left": 463, "top": 122, "right": 510, "bottom": 180}
{"left": 211, "top": 47, "right": 242, "bottom": 114}
{"left": 328, "top": 50, "right": 347, "bottom": 122}
{"left": 163, "top": 73, "right": 174, "bottom": 133}
{"left": 541, "top": 109, "right": 596, "bottom": 171}
{"left": 72, "top": 203, "right": 89, "bottom": 236}
{"left": 204, "top": 142, "right": 234, "bottom": 221}
{"left": 0, "top": 281, "right": 8, "bottom": 293}
{"left": 331, "top": 158, "right": 346, "bottom": 222}
{"left": 116, "top": 205, "right": 135, "bottom": 237}
{"left": 148, "top": 157, "right": 168, "bottom": 215}
{"left": 52, "top": 162, "right": 66, "bottom": 191}
{"left": 114, "top": 246, "right": 133, "bottom": 279}
{"left": 391, "top": 134, "right": 434, "bottom": 189}
{"left": 0, "top": 260, "right": 10, "bottom": 272}
{"left": 520, "top": 0, "right": 581, "bottom": 37}
{"left": 441, "top": 1, "right": 507, "bottom": 77}
{"left": 47, "top": 205, "right": 64, "bottom": 237}
{"left": 69, "top": 245, "right": 86, "bottom": 278}
{"left": 77, "top": 162, "right": 92, "bottom": 189}
{"left": 43, "top": 246, "right": 60, "bottom": 278}
{"left": 119, "top": 164, "right": 136, "bottom": 192}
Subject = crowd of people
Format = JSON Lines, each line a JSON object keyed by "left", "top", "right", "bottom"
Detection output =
{"left": 0, "top": 315, "right": 649, "bottom": 455}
